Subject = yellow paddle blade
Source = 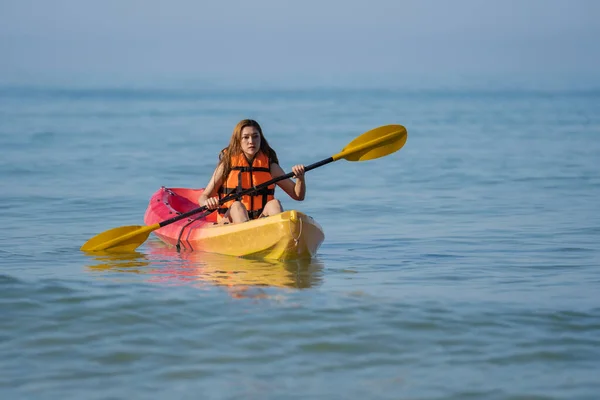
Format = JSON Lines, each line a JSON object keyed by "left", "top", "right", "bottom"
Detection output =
{"left": 80, "top": 224, "right": 160, "bottom": 252}
{"left": 333, "top": 124, "right": 407, "bottom": 162}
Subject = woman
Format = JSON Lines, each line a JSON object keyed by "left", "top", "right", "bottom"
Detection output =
{"left": 198, "top": 119, "right": 306, "bottom": 224}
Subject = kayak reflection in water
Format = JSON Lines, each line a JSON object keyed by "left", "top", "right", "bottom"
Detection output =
{"left": 85, "top": 240, "right": 325, "bottom": 299}
{"left": 198, "top": 119, "right": 306, "bottom": 224}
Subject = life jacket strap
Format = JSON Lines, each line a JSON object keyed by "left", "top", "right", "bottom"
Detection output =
{"left": 248, "top": 209, "right": 263, "bottom": 220}
{"left": 218, "top": 186, "right": 275, "bottom": 196}
{"left": 231, "top": 166, "right": 270, "bottom": 173}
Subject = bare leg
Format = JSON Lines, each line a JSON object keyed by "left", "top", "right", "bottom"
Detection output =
{"left": 260, "top": 199, "right": 283, "bottom": 217}
{"left": 228, "top": 201, "right": 250, "bottom": 223}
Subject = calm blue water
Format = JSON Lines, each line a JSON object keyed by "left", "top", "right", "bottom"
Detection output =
{"left": 1, "top": 84, "right": 599, "bottom": 399}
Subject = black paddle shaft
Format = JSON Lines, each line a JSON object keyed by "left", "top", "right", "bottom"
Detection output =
{"left": 158, "top": 157, "right": 335, "bottom": 228}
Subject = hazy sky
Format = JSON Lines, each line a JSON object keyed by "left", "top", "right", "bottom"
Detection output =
{"left": 1, "top": 0, "right": 598, "bottom": 86}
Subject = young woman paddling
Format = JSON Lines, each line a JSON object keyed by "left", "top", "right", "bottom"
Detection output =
{"left": 198, "top": 119, "right": 306, "bottom": 224}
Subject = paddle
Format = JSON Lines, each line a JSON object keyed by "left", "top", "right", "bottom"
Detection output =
{"left": 81, "top": 124, "right": 408, "bottom": 252}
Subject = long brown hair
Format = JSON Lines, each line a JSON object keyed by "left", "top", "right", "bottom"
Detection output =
{"left": 219, "top": 119, "right": 279, "bottom": 182}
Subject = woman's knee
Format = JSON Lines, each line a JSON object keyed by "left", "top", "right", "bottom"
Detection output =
{"left": 230, "top": 201, "right": 246, "bottom": 212}
{"left": 263, "top": 199, "right": 283, "bottom": 214}
{"left": 229, "top": 201, "right": 249, "bottom": 222}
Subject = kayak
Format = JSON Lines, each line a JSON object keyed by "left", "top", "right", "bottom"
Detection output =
{"left": 143, "top": 187, "right": 325, "bottom": 260}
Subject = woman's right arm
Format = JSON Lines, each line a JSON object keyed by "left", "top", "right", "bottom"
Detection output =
{"left": 198, "top": 163, "right": 224, "bottom": 209}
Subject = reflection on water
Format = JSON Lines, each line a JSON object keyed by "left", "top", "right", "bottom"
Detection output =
{"left": 84, "top": 239, "right": 325, "bottom": 292}
{"left": 86, "top": 250, "right": 150, "bottom": 274}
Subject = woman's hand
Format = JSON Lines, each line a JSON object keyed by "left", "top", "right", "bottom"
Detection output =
{"left": 202, "top": 196, "right": 220, "bottom": 210}
{"left": 292, "top": 164, "right": 305, "bottom": 179}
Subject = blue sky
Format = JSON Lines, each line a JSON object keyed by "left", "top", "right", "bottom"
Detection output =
{"left": 1, "top": 0, "right": 598, "bottom": 87}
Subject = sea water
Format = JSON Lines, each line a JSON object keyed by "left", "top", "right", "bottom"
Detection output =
{"left": 1, "top": 83, "right": 599, "bottom": 399}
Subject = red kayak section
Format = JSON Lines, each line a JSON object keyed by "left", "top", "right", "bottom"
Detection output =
{"left": 144, "top": 187, "right": 217, "bottom": 251}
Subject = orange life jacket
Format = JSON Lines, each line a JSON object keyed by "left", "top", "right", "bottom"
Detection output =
{"left": 218, "top": 151, "right": 275, "bottom": 219}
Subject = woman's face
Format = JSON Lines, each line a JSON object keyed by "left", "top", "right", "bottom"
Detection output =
{"left": 240, "top": 126, "right": 261, "bottom": 158}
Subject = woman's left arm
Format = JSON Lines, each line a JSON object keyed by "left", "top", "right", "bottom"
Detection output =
{"left": 271, "top": 163, "right": 306, "bottom": 201}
